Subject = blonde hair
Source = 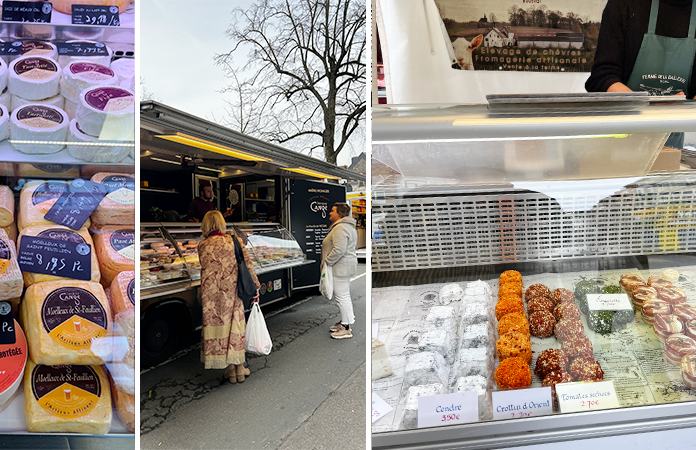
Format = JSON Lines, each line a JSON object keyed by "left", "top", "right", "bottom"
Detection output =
{"left": 201, "top": 211, "right": 226, "bottom": 237}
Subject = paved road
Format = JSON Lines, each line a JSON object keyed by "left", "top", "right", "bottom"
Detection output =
{"left": 140, "top": 264, "right": 367, "bottom": 450}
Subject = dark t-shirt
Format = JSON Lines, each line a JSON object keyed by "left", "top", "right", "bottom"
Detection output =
{"left": 188, "top": 197, "right": 217, "bottom": 221}
{"left": 586, "top": 0, "right": 696, "bottom": 98}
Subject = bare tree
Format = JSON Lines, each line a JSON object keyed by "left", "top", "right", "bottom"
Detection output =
{"left": 140, "top": 77, "right": 161, "bottom": 102}
{"left": 216, "top": 0, "right": 366, "bottom": 165}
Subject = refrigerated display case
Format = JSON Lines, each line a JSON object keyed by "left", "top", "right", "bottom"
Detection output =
{"left": 0, "top": 13, "right": 134, "bottom": 444}
{"left": 371, "top": 99, "right": 696, "bottom": 449}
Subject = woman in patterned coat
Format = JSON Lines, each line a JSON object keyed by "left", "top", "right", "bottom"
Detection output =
{"left": 198, "top": 211, "right": 260, "bottom": 383}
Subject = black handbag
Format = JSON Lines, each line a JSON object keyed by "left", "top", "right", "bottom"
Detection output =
{"left": 232, "top": 236, "right": 257, "bottom": 301}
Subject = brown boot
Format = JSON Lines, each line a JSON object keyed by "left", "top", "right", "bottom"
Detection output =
{"left": 236, "top": 364, "right": 250, "bottom": 383}
{"left": 224, "top": 365, "right": 237, "bottom": 384}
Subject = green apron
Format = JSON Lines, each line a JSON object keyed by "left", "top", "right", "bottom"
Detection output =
{"left": 626, "top": 0, "right": 696, "bottom": 148}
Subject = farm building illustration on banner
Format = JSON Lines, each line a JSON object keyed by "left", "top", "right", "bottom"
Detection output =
{"left": 435, "top": 0, "right": 606, "bottom": 72}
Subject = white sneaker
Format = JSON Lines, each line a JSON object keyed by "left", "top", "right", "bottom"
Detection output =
{"left": 331, "top": 326, "right": 353, "bottom": 340}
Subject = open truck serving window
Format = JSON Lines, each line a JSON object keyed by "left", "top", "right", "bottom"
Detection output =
{"left": 139, "top": 101, "right": 365, "bottom": 368}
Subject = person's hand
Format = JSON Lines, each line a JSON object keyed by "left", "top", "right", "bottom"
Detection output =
{"left": 223, "top": 209, "right": 234, "bottom": 217}
{"left": 252, "top": 290, "right": 260, "bottom": 303}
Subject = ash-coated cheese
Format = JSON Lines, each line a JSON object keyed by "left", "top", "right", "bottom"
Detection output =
{"left": 0, "top": 185, "right": 14, "bottom": 227}
{"left": 10, "top": 104, "right": 69, "bottom": 154}
{"left": 67, "top": 120, "right": 132, "bottom": 162}
{"left": 371, "top": 338, "right": 394, "bottom": 381}
{"left": 57, "top": 40, "right": 113, "bottom": 68}
{"left": 18, "top": 225, "right": 101, "bottom": 285}
{"left": 109, "top": 373, "right": 134, "bottom": 432}
{"left": 60, "top": 62, "right": 117, "bottom": 103}
{"left": 11, "top": 93, "right": 64, "bottom": 113}
{"left": 18, "top": 181, "right": 91, "bottom": 231}
{"left": 8, "top": 56, "right": 61, "bottom": 101}
{"left": 107, "top": 307, "right": 134, "bottom": 395}
{"left": 75, "top": 86, "right": 134, "bottom": 140}
{"left": 0, "top": 228, "right": 24, "bottom": 301}
{"left": 109, "top": 270, "right": 134, "bottom": 316}
{"left": 90, "top": 173, "right": 134, "bottom": 226}
{"left": 92, "top": 226, "right": 135, "bottom": 284}
{"left": 21, "top": 280, "right": 112, "bottom": 365}
{"left": 23, "top": 359, "right": 112, "bottom": 434}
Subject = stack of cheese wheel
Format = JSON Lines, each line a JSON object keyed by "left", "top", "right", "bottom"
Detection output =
{"left": 494, "top": 271, "right": 532, "bottom": 390}
{"left": 107, "top": 274, "right": 134, "bottom": 433}
{"left": 21, "top": 279, "right": 113, "bottom": 433}
{"left": 8, "top": 56, "right": 65, "bottom": 115}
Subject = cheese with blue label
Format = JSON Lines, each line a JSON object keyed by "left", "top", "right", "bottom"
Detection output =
{"left": 91, "top": 226, "right": 134, "bottom": 284}
{"left": 18, "top": 181, "right": 90, "bottom": 230}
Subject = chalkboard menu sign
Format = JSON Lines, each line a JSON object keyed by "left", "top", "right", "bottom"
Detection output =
{"left": 287, "top": 179, "right": 346, "bottom": 290}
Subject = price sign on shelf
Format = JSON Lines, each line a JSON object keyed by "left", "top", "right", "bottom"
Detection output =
{"left": 586, "top": 294, "right": 633, "bottom": 311}
{"left": 417, "top": 392, "right": 478, "bottom": 428}
{"left": 2, "top": 1, "right": 52, "bottom": 23}
{"left": 71, "top": 5, "right": 120, "bottom": 26}
{"left": 0, "top": 301, "right": 16, "bottom": 345}
{"left": 492, "top": 387, "right": 553, "bottom": 420}
{"left": 555, "top": 381, "right": 620, "bottom": 413}
{"left": 371, "top": 393, "right": 392, "bottom": 424}
{"left": 18, "top": 236, "right": 93, "bottom": 281}
{"left": 56, "top": 42, "right": 110, "bottom": 57}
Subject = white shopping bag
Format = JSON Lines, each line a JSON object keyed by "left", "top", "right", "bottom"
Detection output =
{"left": 319, "top": 263, "right": 333, "bottom": 300}
{"left": 245, "top": 303, "right": 272, "bottom": 356}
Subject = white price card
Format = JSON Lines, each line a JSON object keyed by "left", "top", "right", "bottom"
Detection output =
{"left": 555, "top": 381, "right": 620, "bottom": 413}
{"left": 492, "top": 387, "right": 553, "bottom": 420}
{"left": 417, "top": 392, "right": 478, "bottom": 428}
{"left": 372, "top": 393, "right": 392, "bottom": 423}
{"left": 587, "top": 294, "right": 633, "bottom": 311}
{"left": 372, "top": 323, "right": 378, "bottom": 338}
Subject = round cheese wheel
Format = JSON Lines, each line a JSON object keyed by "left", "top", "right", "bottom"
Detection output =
{"left": 8, "top": 56, "right": 61, "bottom": 101}
{"left": 17, "top": 180, "right": 90, "bottom": 231}
{"left": 0, "top": 59, "right": 8, "bottom": 94}
{"left": 61, "top": 62, "right": 117, "bottom": 103}
{"left": 75, "top": 86, "right": 133, "bottom": 139}
{"left": 10, "top": 93, "right": 64, "bottom": 113}
{"left": 67, "top": 119, "right": 131, "bottom": 162}
{"left": 9, "top": 104, "right": 68, "bottom": 154}
{"left": 64, "top": 98, "right": 78, "bottom": 119}
{"left": 0, "top": 104, "right": 9, "bottom": 142}
{"left": 109, "top": 58, "right": 134, "bottom": 83}
{"left": 57, "top": 40, "right": 113, "bottom": 69}
{"left": 11, "top": 41, "right": 58, "bottom": 62}
{"left": 0, "top": 87, "right": 10, "bottom": 111}
{"left": 92, "top": 226, "right": 135, "bottom": 284}
{"left": 90, "top": 172, "right": 134, "bottom": 225}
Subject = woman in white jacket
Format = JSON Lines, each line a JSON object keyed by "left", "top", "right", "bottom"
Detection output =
{"left": 321, "top": 202, "right": 358, "bottom": 339}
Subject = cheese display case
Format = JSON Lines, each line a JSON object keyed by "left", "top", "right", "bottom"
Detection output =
{"left": 0, "top": 14, "right": 135, "bottom": 445}
{"left": 371, "top": 100, "right": 696, "bottom": 449}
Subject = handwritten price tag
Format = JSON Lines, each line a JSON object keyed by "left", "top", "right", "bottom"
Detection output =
{"left": 492, "top": 387, "right": 553, "bottom": 420}
{"left": 587, "top": 294, "right": 633, "bottom": 311}
{"left": 555, "top": 380, "right": 620, "bottom": 413}
{"left": 417, "top": 392, "right": 478, "bottom": 428}
{"left": 371, "top": 393, "right": 392, "bottom": 424}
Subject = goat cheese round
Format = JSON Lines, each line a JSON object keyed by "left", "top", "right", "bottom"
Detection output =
{"left": 0, "top": 104, "right": 9, "bottom": 141}
{"left": 11, "top": 93, "right": 64, "bottom": 113}
{"left": 10, "top": 104, "right": 69, "bottom": 154}
{"left": 0, "top": 59, "right": 8, "bottom": 94}
{"left": 61, "top": 62, "right": 117, "bottom": 103}
{"left": 76, "top": 86, "right": 134, "bottom": 139}
{"left": 0, "top": 87, "right": 10, "bottom": 111}
{"left": 67, "top": 119, "right": 131, "bottom": 162}
{"left": 109, "top": 58, "right": 134, "bottom": 83}
{"left": 11, "top": 41, "right": 58, "bottom": 61}
{"left": 8, "top": 56, "right": 61, "bottom": 101}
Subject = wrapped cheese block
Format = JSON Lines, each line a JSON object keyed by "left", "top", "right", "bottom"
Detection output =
{"left": 67, "top": 119, "right": 132, "bottom": 163}
{"left": 92, "top": 226, "right": 135, "bottom": 284}
{"left": 90, "top": 173, "right": 134, "bottom": 225}
{"left": 18, "top": 180, "right": 91, "bottom": 231}
{"left": 0, "top": 319, "right": 27, "bottom": 412}
{"left": 8, "top": 57, "right": 61, "bottom": 101}
{"left": 107, "top": 307, "right": 134, "bottom": 395}
{"left": 17, "top": 163, "right": 80, "bottom": 179}
{"left": 0, "top": 229, "right": 24, "bottom": 301}
{"left": 109, "top": 372, "right": 134, "bottom": 432}
{"left": 0, "top": 185, "right": 14, "bottom": 227}
{"left": 10, "top": 104, "right": 69, "bottom": 154}
{"left": 23, "top": 359, "right": 112, "bottom": 434}
{"left": 60, "top": 62, "right": 118, "bottom": 103}
{"left": 18, "top": 225, "right": 101, "bottom": 285}
{"left": 109, "top": 271, "right": 134, "bottom": 315}
{"left": 76, "top": 86, "right": 134, "bottom": 139}
{"left": 22, "top": 280, "right": 112, "bottom": 365}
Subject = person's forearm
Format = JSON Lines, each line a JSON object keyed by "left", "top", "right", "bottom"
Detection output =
{"left": 607, "top": 82, "right": 632, "bottom": 92}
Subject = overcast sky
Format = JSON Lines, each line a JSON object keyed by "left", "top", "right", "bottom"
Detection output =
{"left": 434, "top": 0, "right": 607, "bottom": 23}
{"left": 141, "top": 0, "right": 361, "bottom": 167}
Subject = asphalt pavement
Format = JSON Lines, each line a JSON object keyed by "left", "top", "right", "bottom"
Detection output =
{"left": 140, "top": 263, "right": 367, "bottom": 450}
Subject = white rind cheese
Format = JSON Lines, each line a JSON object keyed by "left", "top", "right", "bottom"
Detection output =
{"left": 372, "top": 338, "right": 394, "bottom": 381}
{"left": 22, "top": 280, "right": 112, "bottom": 365}
{"left": 10, "top": 104, "right": 69, "bottom": 154}
{"left": 0, "top": 228, "right": 24, "bottom": 301}
{"left": 67, "top": 119, "right": 131, "bottom": 162}
{"left": 60, "top": 62, "right": 117, "bottom": 103}
{"left": 0, "top": 59, "right": 8, "bottom": 94}
{"left": 63, "top": 98, "right": 77, "bottom": 118}
{"left": 90, "top": 173, "right": 135, "bottom": 225}
{"left": 8, "top": 56, "right": 61, "bottom": 101}
{"left": 0, "top": 87, "right": 10, "bottom": 111}
{"left": 23, "top": 359, "right": 112, "bottom": 434}
{"left": 10, "top": 93, "right": 64, "bottom": 113}
{"left": 11, "top": 41, "right": 58, "bottom": 62}
{"left": 76, "top": 86, "right": 134, "bottom": 139}
{"left": 109, "top": 58, "right": 134, "bottom": 83}
{"left": 0, "top": 104, "right": 9, "bottom": 143}
{"left": 18, "top": 225, "right": 101, "bottom": 285}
